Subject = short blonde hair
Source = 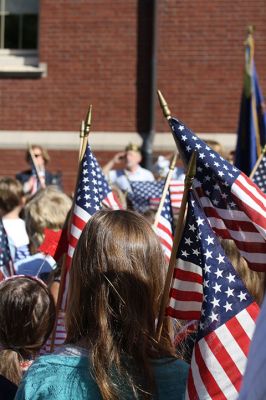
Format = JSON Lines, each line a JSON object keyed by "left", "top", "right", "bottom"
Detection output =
{"left": 25, "top": 186, "right": 72, "bottom": 249}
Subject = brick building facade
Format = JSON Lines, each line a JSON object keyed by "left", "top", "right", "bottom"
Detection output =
{"left": 0, "top": 0, "right": 265, "bottom": 194}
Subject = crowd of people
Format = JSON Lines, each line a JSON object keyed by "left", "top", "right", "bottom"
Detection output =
{"left": 0, "top": 141, "right": 265, "bottom": 400}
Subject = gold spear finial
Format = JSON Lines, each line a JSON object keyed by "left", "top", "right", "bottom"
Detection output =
{"left": 79, "top": 105, "right": 92, "bottom": 162}
{"left": 84, "top": 104, "right": 92, "bottom": 136}
{"left": 157, "top": 90, "right": 171, "bottom": 120}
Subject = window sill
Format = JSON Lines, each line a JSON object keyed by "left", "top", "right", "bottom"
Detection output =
{"left": 0, "top": 50, "right": 47, "bottom": 78}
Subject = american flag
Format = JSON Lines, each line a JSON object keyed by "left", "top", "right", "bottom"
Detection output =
{"left": 253, "top": 150, "right": 266, "bottom": 194}
{"left": 0, "top": 219, "right": 13, "bottom": 281}
{"left": 169, "top": 179, "right": 185, "bottom": 210}
{"left": 66, "top": 143, "right": 121, "bottom": 270}
{"left": 129, "top": 179, "right": 184, "bottom": 212}
{"left": 170, "top": 117, "right": 266, "bottom": 272}
{"left": 169, "top": 193, "right": 259, "bottom": 399}
{"left": 48, "top": 143, "right": 121, "bottom": 352}
{"left": 128, "top": 181, "right": 174, "bottom": 261}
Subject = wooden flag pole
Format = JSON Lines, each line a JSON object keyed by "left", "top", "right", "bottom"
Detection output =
{"left": 50, "top": 105, "right": 92, "bottom": 353}
{"left": 155, "top": 89, "right": 197, "bottom": 342}
{"left": 153, "top": 152, "right": 177, "bottom": 229}
{"left": 249, "top": 145, "right": 266, "bottom": 179}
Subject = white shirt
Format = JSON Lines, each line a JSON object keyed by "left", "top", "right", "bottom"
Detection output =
{"left": 108, "top": 165, "right": 155, "bottom": 192}
{"left": 2, "top": 218, "right": 29, "bottom": 248}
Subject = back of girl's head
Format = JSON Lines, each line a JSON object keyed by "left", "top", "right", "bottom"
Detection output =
{"left": 66, "top": 209, "right": 173, "bottom": 399}
{"left": 0, "top": 276, "right": 55, "bottom": 384}
{"left": 67, "top": 209, "right": 166, "bottom": 341}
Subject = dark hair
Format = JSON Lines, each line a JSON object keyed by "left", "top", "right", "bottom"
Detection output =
{"left": 0, "top": 276, "right": 56, "bottom": 385}
{"left": 66, "top": 209, "right": 176, "bottom": 399}
{"left": 0, "top": 177, "right": 24, "bottom": 214}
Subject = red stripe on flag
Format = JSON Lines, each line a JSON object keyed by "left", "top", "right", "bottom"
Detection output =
{"left": 169, "top": 287, "right": 203, "bottom": 302}
{"left": 72, "top": 213, "right": 87, "bottom": 231}
{"left": 246, "top": 302, "right": 260, "bottom": 322}
{"left": 173, "top": 268, "right": 202, "bottom": 285}
{"left": 194, "top": 343, "right": 227, "bottom": 400}
{"left": 166, "top": 307, "right": 201, "bottom": 320}
{"left": 187, "top": 367, "right": 198, "bottom": 400}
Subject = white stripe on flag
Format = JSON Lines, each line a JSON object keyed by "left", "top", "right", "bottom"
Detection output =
{"left": 168, "top": 298, "right": 202, "bottom": 313}
{"left": 73, "top": 204, "right": 91, "bottom": 223}
{"left": 236, "top": 308, "right": 257, "bottom": 341}
{"left": 70, "top": 224, "right": 82, "bottom": 240}
{"left": 176, "top": 259, "right": 202, "bottom": 276}
{"left": 171, "top": 279, "right": 202, "bottom": 293}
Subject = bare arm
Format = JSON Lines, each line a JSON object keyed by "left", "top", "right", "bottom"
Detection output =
{"left": 102, "top": 152, "right": 125, "bottom": 175}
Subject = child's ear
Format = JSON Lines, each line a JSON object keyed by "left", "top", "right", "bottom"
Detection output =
{"left": 20, "top": 196, "right": 27, "bottom": 206}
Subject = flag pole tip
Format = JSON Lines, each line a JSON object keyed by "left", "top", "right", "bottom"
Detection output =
{"left": 85, "top": 105, "right": 92, "bottom": 135}
{"left": 157, "top": 90, "right": 171, "bottom": 120}
{"left": 185, "top": 151, "right": 197, "bottom": 183}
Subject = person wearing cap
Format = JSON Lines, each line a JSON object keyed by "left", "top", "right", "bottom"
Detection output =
{"left": 103, "top": 143, "right": 155, "bottom": 192}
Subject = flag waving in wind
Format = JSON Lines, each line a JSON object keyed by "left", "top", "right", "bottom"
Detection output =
{"left": 235, "top": 27, "right": 266, "bottom": 176}
{"left": 169, "top": 193, "right": 259, "bottom": 399}
{"left": 170, "top": 117, "right": 266, "bottom": 272}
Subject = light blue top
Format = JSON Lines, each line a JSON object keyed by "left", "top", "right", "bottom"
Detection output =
{"left": 15, "top": 348, "right": 189, "bottom": 399}
{"left": 238, "top": 295, "right": 266, "bottom": 400}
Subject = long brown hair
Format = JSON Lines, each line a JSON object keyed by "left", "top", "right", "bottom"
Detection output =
{"left": 66, "top": 209, "right": 175, "bottom": 399}
{"left": 0, "top": 276, "right": 56, "bottom": 385}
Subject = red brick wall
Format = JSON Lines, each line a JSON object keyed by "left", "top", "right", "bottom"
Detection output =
{"left": 0, "top": 1, "right": 265, "bottom": 133}
{"left": 157, "top": 0, "right": 266, "bottom": 133}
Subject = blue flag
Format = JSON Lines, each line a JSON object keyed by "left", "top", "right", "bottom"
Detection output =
{"left": 235, "top": 31, "right": 266, "bottom": 176}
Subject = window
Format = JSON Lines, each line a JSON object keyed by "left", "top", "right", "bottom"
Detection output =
{"left": 0, "top": 0, "right": 46, "bottom": 77}
{"left": 0, "top": 0, "right": 39, "bottom": 50}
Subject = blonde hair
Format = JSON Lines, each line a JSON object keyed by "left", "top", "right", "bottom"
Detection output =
{"left": 25, "top": 186, "right": 72, "bottom": 250}
{"left": 221, "top": 239, "right": 265, "bottom": 305}
{"left": 66, "top": 209, "right": 176, "bottom": 399}
{"left": 0, "top": 177, "right": 24, "bottom": 214}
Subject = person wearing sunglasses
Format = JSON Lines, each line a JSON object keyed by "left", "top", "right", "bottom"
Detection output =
{"left": 16, "top": 145, "right": 62, "bottom": 196}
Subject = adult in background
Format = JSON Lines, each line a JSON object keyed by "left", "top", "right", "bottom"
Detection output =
{"left": 103, "top": 143, "right": 155, "bottom": 192}
{"left": 16, "top": 209, "right": 189, "bottom": 399}
{"left": 16, "top": 145, "right": 62, "bottom": 196}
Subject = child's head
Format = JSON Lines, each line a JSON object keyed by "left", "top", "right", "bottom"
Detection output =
{"left": 0, "top": 177, "right": 24, "bottom": 216}
{"left": 0, "top": 276, "right": 55, "bottom": 384}
{"left": 25, "top": 186, "right": 72, "bottom": 251}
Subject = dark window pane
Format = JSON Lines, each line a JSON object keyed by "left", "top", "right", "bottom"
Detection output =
{"left": 22, "top": 14, "right": 38, "bottom": 49}
{"left": 4, "top": 15, "right": 19, "bottom": 49}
